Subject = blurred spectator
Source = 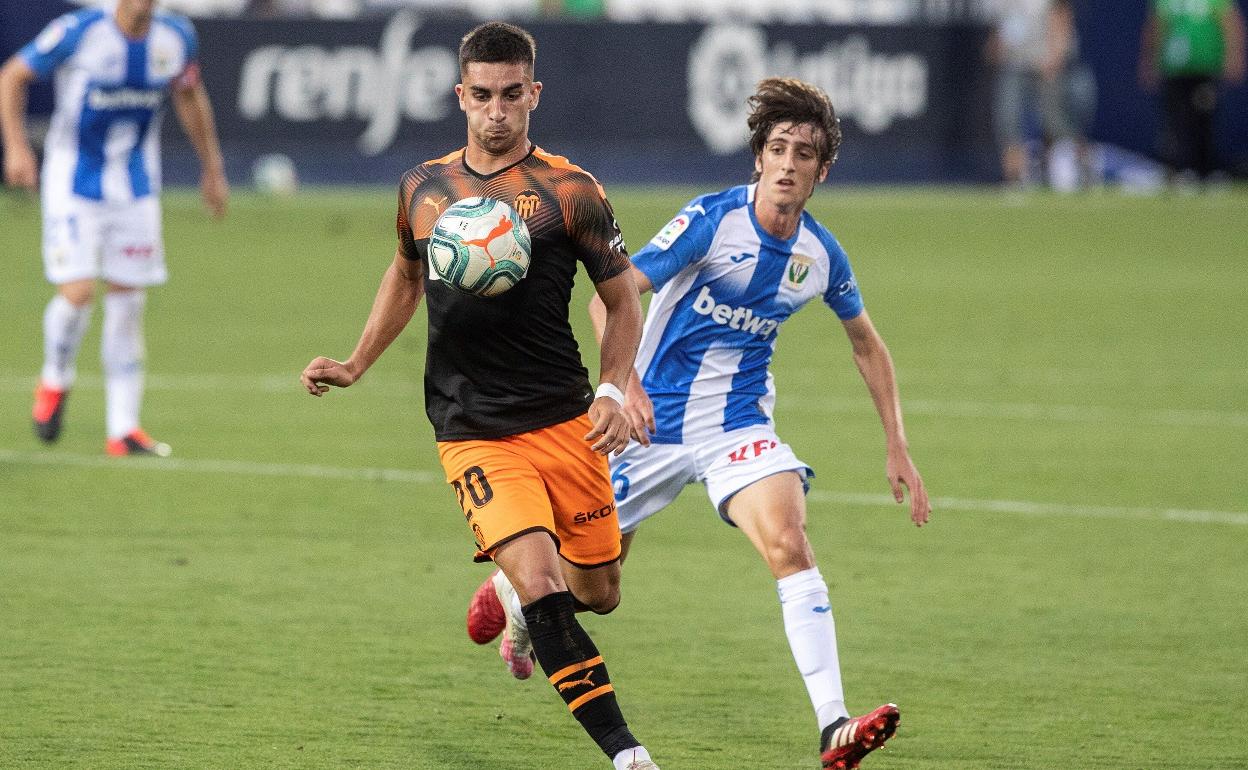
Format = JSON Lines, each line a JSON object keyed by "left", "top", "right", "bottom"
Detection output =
{"left": 986, "top": 0, "right": 1092, "bottom": 189}
{"left": 1139, "top": 0, "right": 1247, "bottom": 186}
{"left": 541, "top": 0, "right": 603, "bottom": 17}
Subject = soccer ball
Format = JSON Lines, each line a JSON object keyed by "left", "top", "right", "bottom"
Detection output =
{"left": 429, "top": 197, "right": 532, "bottom": 298}
{"left": 251, "top": 153, "right": 298, "bottom": 196}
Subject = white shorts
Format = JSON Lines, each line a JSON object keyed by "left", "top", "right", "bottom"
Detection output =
{"left": 41, "top": 195, "right": 167, "bottom": 287}
{"left": 610, "top": 425, "right": 813, "bottom": 534}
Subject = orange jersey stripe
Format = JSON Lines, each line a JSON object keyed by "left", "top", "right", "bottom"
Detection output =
{"left": 547, "top": 655, "right": 604, "bottom": 685}
{"left": 566, "top": 684, "right": 614, "bottom": 713}
{"left": 533, "top": 147, "right": 608, "bottom": 200}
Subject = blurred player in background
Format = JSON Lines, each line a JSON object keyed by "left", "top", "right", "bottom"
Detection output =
{"left": 986, "top": 0, "right": 1090, "bottom": 189}
{"left": 1, "top": 0, "right": 228, "bottom": 456}
{"left": 300, "top": 21, "right": 659, "bottom": 770}
{"left": 473, "top": 77, "right": 929, "bottom": 770}
{"left": 1140, "top": 0, "right": 1247, "bottom": 186}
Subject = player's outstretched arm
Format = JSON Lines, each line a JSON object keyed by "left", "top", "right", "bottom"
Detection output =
{"left": 584, "top": 269, "right": 643, "bottom": 455}
{"left": 301, "top": 251, "right": 424, "bottom": 397}
{"left": 841, "top": 311, "right": 931, "bottom": 526}
{"left": 171, "top": 80, "right": 228, "bottom": 219}
{"left": 0, "top": 57, "right": 38, "bottom": 190}
{"left": 587, "top": 266, "right": 654, "bottom": 446}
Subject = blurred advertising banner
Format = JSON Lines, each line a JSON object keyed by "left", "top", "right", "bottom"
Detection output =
{"left": 170, "top": 14, "right": 997, "bottom": 185}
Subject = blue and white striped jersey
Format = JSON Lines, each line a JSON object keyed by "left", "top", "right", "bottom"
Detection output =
{"left": 632, "top": 184, "right": 864, "bottom": 444}
{"left": 19, "top": 7, "right": 199, "bottom": 203}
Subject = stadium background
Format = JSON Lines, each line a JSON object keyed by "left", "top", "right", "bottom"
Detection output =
{"left": 3, "top": 0, "right": 1248, "bottom": 185}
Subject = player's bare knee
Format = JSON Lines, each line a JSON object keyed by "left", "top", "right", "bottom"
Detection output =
{"left": 585, "top": 584, "right": 621, "bottom": 615}
{"left": 763, "top": 524, "right": 815, "bottom": 575}
{"left": 57, "top": 280, "right": 94, "bottom": 306}
{"left": 508, "top": 570, "right": 566, "bottom": 606}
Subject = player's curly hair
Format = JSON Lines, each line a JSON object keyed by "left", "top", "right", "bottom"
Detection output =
{"left": 459, "top": 22, "right": 537, "bottom": 75}
{"left": 747, "top": 78, "right": 841, "bottom": 181}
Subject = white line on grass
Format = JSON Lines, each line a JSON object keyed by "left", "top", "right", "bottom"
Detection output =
{"left": 807, "top": 490, "right": 1248, "bottom": 526}
{"left": 0, "top": 448, "right": 438, "bottom": 484}
{"left": 2, "top": 374, "right": 1245, "bottom": 429}
{"left": 3, "top": 448, "right": 1244, "bottom": 526}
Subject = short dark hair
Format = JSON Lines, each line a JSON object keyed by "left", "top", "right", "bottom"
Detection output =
{"left": 459, "top": 22, "right": 537, "bottom": 75}
{"left": 747, "top": 78, "right": 841, "bottom": 180}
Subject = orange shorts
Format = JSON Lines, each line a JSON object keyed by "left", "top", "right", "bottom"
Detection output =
{"left": 436, "top": 413, "right": 621, "bottom": 568}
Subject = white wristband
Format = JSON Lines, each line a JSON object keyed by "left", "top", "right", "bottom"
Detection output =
{"left": 594, "top": 382, "right": 625, "bottom": 406}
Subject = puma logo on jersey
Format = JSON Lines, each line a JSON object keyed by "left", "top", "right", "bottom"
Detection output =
{"left": 419, "top": 195, "right": 447, "bottom": 215}
{"left": 691, "top": 286, "right": 779, "bottom": 339}
{"left": 462, "top": 215, "right": 514, "bottom": 267}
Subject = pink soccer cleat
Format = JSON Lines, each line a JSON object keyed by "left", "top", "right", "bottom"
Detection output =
{"left": 467, "top": 570, "right": 506, "bottom": 645}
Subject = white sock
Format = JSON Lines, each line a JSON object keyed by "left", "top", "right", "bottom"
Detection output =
{"left": 40, "top": 294, "right": 93, "bottom": 390}
{"left": 507, "top": 588, "right": 527, "bottom": 630}
{"left": 102, "top": 290, "right": 147, "bottom": 440}
{"left": 778, "top": 567, "right": 849, "bottom": 731}
{"left": 612, "top": 745, "right": 651, "bottom": 769}
{"left": 493, "top": 570, "right": 528, "bottom": 632}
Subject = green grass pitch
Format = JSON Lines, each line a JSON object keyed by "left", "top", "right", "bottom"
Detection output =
{"left": 1, "top": 185, "right": 1245, "bottom": 769}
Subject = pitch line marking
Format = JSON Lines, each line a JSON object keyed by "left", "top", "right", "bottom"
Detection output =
{"left": 2, "top": 375, "right": 1243, "bottom": 429}
{"left": 807, "top": 490, "right": 1248, "bottom": 527}
{"left": 2, "top": 449, "right": 1244, "bottom": 527}
{"left": 0, "top": 448, "right": 438, "bottom": 484}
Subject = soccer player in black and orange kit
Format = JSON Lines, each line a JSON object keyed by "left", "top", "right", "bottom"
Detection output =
{"left": 299, "top": 21, "right": 659, "bottom": 770}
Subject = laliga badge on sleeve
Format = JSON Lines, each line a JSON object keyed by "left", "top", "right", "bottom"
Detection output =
{"left": 649, "top": 214, "right": 691, "bottom": 250}
{"left": 35, "top": 19, "right": 69, "bottom": 54}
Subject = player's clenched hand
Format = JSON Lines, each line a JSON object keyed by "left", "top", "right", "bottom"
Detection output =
{"left": 3, "top": 143, "right": 38, "bottom": 191}
{"left": 300, "top": 356, "right": 358, "bottom": 396}
{"left": 585, "top": 397, "right": 631, "bottom": 456}
{"left": 886, "top": 446, "right": 931, "bottom": 527}
{"left": 623, "top": 376, "right": 655, "bottom": 447}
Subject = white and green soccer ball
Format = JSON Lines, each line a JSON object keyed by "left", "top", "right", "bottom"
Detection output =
{"left": 429, "top": 197, "right": 532, "bottom": 298}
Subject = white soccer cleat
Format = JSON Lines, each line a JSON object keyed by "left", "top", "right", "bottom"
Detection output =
{"left": 624, "top": 761, "right": 660, "bottom": 770}
{"left": 492, "top": 570, "right": 534, "bottom": 680}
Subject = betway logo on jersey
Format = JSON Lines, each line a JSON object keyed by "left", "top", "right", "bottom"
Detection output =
{"left": 691, "top": 286, "right": 779, "bottom": 339}
{"left": 87, "top": 88, "right": 164, "bottom": 111}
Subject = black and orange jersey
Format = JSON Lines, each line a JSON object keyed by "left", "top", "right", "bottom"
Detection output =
{"left": 396, "top": 145, "right": 630, "bottom": 441}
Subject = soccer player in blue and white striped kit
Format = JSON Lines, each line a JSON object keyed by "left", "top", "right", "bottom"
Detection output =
{"left": 606, "top": 77, "right": 930, "bottom": 769}
{"left": 1, "top": 0, "right": 228, "bottom": 455}
{"left": 603, "top": 77, "right": 931, "bottom": 768}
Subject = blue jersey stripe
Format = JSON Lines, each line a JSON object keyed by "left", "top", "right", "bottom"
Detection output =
{"left": 72, "top": 106, "right": 107, "bottom": 199}
{"left": 722, "top": 239, "right": 790, "bottom": 429}
{"left": 125, "top": 39, "right": 152, "bottom": 197}
{"left": 129, "top": 116, "right": 153, "bottom": 198}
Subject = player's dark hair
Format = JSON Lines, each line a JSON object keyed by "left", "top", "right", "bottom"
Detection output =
{"left": 747, "top": 77, "right": 841, "bottom": 182}
{"left": 459, "top": 22, "right": 537, "bottom": 75}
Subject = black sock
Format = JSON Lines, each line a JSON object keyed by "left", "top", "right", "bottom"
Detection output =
{"left": 523, "top": 591, "right": 638, "bottom": 758}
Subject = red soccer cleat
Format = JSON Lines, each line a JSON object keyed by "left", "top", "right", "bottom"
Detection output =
{"left": 32, "top": 383, "right": 68, "bottom": 443}
{"left": 105, "top": 429, "right": 171, "bottom": 457}
{"left": 467, "top": 570, "right": 506, "bottom": 644}
{"left": 820, "top": 703, "right": 900, "bottom": 769}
